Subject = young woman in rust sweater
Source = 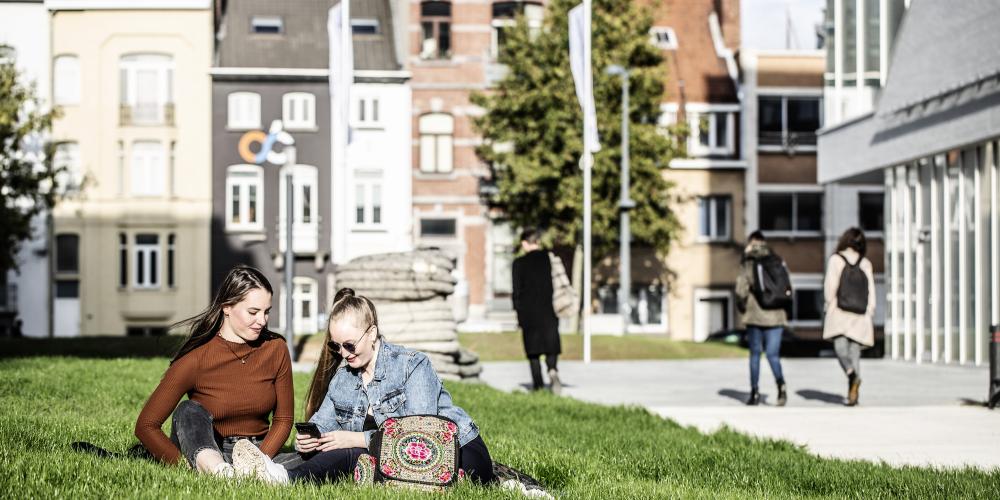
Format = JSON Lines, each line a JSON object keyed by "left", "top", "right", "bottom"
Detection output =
{"left": 134, "top": 265, "right": 294, "bottom": 476}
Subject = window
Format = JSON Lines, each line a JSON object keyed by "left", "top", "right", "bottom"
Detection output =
{"left": 120, "top": 54, "right": 174, "bottom": 126}
{"left": 420, "top": 218, "right": 457, "bottom": 237}
{"left": 758, "top": 96, "right": 822, "bottom": 150}
{"left": 491, "top": 2, "right": 543, "bottom": 59}
{"left": 293, "top": 278, "right": 318, "bottom": 334}
{"left": 649, "top": 27, "right": 678, "bottom": 50}
{"left": 279, "top": 165, "right": 318, "bottom": 254}
{"left": 167, "top": 234, "right": 175, "bottom": 288}
{"left": 759, "top": 192, "right": 823, "bottom": 234}
{"left": 119, "top": 233, "right": 127, "bottom": 288}
{"left": 698, "top": 196, "right": 731, "bottom": 241}
{"left": 251, "top": 16, "right": 283, "bottom": 34}
{"left": 420, "top": 1, "right": 452, "bottom": 59}
{"left": 419, "top": 113, "right": 454, "bottom": 173}
{"left": 134, "top": 234, "right": 160, "bottom": 289}
{"left": 55, "top": 234, "right": 79, "bottom": 273}
{"left": 858, "top": 192, "right": 884, "bottom": 232}
{"left": 353, "top": 96, "right": 381, "bottom": 127}
{"left": 597, "top": 283, "right": 667, "bottom": 327}
{"left": 53, "top": 142, "right": 82, "bottom": 192}
{"left": 687, "top": 110, "right": 733, "bottom": 156}
{"left": 53, "top": 55, "right": 80, "bottom": 105}
{"left": 282, "top": 92, "right": 315, "bottom": 130}
{"left": 228, "top": 92, "right": 261, "bottom": 130}
{"left": 226, "top": 165, "right": 263, "bottom": 231}
{"left": 351, "top": 18, "right": 380, "bottom": 35}
{"left": 130, "top": 141, "right": 165, "bottom": 197}
{"left": 791, "top": 287, "right": 824, "bottom": 323}
{"left": 354, "top": 171, "right": 383, "bottom": 227}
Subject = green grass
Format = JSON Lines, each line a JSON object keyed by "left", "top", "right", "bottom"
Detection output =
{"left": 458, "top": 332, "right": 745, "bottom": 362}
{"left": 1, "top": 356, "right": 998, "bottom": 498}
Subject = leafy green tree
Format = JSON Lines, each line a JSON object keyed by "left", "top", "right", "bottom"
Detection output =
{"left": 473, "top": 0, "right": 683, "bottom": 258}
{"left": 0, "top": 45, "right": 62, "bottom": 273}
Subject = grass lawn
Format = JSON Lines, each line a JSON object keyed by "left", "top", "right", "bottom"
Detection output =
{"left": 1, "top": 354, "right": 998, "bottom": 498}
{"left": 458, "top": 332, "right": 745, "bottom": 362}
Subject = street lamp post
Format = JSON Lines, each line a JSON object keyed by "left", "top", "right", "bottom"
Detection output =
{"left": 284, "top": 146, "right": 296, "bottom": 360}
{"left": 606, "top": 65, "right": 635, "bottom": 334}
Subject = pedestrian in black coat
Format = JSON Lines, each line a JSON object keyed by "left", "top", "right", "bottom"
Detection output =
{"left": 511, "top": 229, "right": 562, "bottom": 394}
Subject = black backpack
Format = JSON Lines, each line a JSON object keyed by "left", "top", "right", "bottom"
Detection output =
{"left": 836, "top": 253, "right": 869, "bottom": 314}
{"left": 751, "top": 253, "right": 793, "bottom": 310}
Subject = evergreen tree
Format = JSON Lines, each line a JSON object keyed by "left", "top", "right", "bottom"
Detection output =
{"left": 473, "top": 0, "right": 683, "bottom": 258}
{"left": 0, "top": 46, "right": 62, "bottom": 273}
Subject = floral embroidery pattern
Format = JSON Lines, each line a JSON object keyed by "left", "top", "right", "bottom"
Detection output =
{"left": 376, "top": 415, "right": 459, "bottom": 488}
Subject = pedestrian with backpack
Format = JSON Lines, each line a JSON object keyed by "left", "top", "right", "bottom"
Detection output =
{"left": 823, "top": 227, "right": 876, "bottom": 406}
{"left": 735, "top": 231, "right": 791, "bottom": 406}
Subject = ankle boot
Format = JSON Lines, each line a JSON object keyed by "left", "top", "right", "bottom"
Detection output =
{"left": 777, "top": 383, "right": 787, "bottom": 407}
{"left": 746, "top": 389, "right": 760, "bottom": 406}
{"left": 847, "top": 372, "right": 861, "bottom": 406}
{"left": 548, "top": 368, "right": 562, "bottom": 396}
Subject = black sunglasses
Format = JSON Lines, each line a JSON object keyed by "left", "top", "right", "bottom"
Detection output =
{"left": 327, "top": 326, "right": 373, "bottom": 355}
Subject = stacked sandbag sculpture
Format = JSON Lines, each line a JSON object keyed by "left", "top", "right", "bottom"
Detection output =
{"left": 334, "top": 250, "right": 482, "bottom": 381}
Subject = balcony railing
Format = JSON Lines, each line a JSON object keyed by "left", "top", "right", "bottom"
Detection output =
{"left": 120, "top": 103, "right": 175, "bottom": 127}
{"left": 759, "top": 131, "right": 817, "bottom": 150}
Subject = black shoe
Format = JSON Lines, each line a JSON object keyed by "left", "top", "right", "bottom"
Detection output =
{"left": 777, "top": 383, "right": 787, "bottom": 407}
{"left": 847, "top": 372, "right": 861, "bottom": 406}
{"left": 746, "top": 389, "right": 760, "bottom": 406}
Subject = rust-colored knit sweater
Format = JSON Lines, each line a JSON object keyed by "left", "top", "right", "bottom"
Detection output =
{"left": 134, "top": 333, "right": 294, "bottom": 464}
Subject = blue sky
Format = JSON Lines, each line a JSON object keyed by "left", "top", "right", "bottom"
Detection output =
{"left": 742, "top": 0, "right": 826, "bottom": 50}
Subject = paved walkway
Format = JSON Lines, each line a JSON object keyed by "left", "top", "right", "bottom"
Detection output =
{"left": 479, "top": 358, "right": 1000, "bottom": 470}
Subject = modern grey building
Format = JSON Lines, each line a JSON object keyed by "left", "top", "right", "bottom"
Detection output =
{"left": 818, "top": 0, "right": 1000, "bottom": 366}
{"left": 210, "top": 0, "right": 410, "bottom": 335}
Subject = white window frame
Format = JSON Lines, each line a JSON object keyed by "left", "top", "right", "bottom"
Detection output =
{"left": 251, "top": 15, "right": 283, "bottom": 35}
{"left": 294, "top": 277, "right": 318, "bottom": 334}
{"left": 649, "top": 26, "right": 678, "bottom": 50}
{"left": 282, "top": 92, "right": 316, "bottom": 131}
{"left": 418, "top": 217, "right": 458, "bottom": 239}
{"left": 788, "top": 274, "right": 824, "bottom": 328}
{"left": 696, "top": 195, "right": 732, "bottom": 242}
{"left": 120, "top": 54, "right": 173, "bottom": 126}
{"left": 133, "top": 234, "right": 160, "bottom": 290}
{"left": 857, "top": 187, "right": 886, "bottom": 238}
{"left": 757, "top": 186, "right": 824, "bottom": 238}
{"left": 279, "top": 164, "right": 319, "bottom": 254}
{"left": 227, "top": 92, "right": 261, "bottom": 130}
{"left": 53, "top": 55, "right": 80, "bottom": 105}
{"left": 419, "top": 113, "right": 454, "bottom": 173}
{"left": 130, "top": 141, "right": 166, "bottom": 197}
{"left": 352, "top": 96, "right": 382, "bottom": 128}
{"left": 351, "top": 18, "right": 380, "bottom": 35}
{"left": 225, "top": 165, "right": 264, "bottom": 232}
{"left": 757, "top": 91, "right": 823, "bottom": 153}
{"left": 686, "top": 104, "right": 736, "bottom": 157}
{"left": 54, "top": 142, "right": 82, "bottom": 192}
{"left": 352, "top": 170, "right": 384, "bottom": 229}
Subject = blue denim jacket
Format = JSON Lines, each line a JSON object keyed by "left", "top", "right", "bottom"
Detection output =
{"left": 309, "top": 341, "right": 480, "bottom": 447}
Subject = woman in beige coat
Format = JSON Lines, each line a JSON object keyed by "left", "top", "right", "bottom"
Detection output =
{"left": 823, "top": 228, "right": 876, "bottom": 406}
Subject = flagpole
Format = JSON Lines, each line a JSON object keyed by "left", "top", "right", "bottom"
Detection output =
{"left": 582, "top": 0, "right": 593, "bottom": 364}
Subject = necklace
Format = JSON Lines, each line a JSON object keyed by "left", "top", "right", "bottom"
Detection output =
{"left": 219, "top": 335, "right": 254, "bottom": 364}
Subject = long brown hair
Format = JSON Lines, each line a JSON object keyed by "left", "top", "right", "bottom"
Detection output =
{"left": 304, "top": 287, "right": 382, "bottom": 420}
{"left": 170, "top": 265, "right": 274, "bottom": 363}
{"left": 835, "top": 227, "right": 867, "bottom": 259}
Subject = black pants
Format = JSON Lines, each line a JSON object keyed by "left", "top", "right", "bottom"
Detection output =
{"left": 288, "top": 435, "right": 495, "bottom": 484}
{"left": 167, "top": 400, "right": 301, "bottom": 468}
{"left": 528, "top": 354, "right": 559, "bottom": 390}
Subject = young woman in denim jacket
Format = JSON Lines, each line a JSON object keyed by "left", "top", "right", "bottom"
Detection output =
{"left": 234, "top": 288, "right": 496, "bottom": 485}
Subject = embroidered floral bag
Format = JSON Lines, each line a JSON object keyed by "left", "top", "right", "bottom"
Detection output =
{"left": 354, "top": 414, "right": 463, "bottom": 491}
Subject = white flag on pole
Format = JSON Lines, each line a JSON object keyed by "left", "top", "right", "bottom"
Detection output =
{"left": 329, "top": 1, "right": 353, "bottom": 263}
{"left": 569, "top": 3, "right": 600, "bottom": 153}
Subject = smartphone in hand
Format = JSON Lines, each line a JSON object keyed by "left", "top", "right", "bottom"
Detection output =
{"left": 294, "top": 422, "right": 321, "bottom": 439}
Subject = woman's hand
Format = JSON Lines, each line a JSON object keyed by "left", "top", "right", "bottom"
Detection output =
{"left": 303, "top": 431, "right": 366, "bottom": 452}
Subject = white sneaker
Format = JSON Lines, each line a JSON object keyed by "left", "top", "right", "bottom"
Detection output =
{"left": 232, "top": 439, "right": 289, "bottom": 484}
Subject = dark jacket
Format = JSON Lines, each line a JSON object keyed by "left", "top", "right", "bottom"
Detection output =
{"left": 735, "top": 241, "right": 788, "bottom": 328}
{"left": 511, "top": 249, "right": 561, "bottom": 356}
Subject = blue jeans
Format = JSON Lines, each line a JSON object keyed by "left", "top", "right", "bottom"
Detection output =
{"left": 747, "top": 326, "right": 785, "bottom": 390}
